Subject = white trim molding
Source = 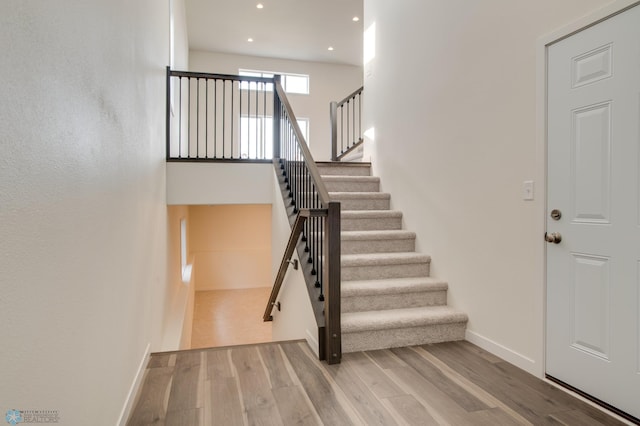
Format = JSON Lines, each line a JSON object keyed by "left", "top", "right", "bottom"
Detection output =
{"left": 466, "top": 330, "right": 539, "bottom": 376}
{"left": 118, "top": 343, "right": 151, "bottom": 426}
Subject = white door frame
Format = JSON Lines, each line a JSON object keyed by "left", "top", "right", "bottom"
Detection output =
{"left": 536, "top": 0, "right": 640, "bottom": 376}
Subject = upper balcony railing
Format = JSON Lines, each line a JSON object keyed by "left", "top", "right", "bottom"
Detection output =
{"left": 330, "top": 86, "right": 363, "bottom": 161}
{"left": 166, "top": 68, "right": 276, "bottom": 161}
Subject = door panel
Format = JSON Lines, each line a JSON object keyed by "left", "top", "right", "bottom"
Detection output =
{"left": 572, "top": 102, "right": 611, "bottom": 223}
{"left": 546, "top": 4, "right": 640, "bottom": 420}
{"left": 571, "top": 253, "right": 610, "bottom": 360}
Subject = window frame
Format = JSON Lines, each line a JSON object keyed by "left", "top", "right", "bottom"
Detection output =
{"left": 239, "top": 69, "right": 310, "bottom": 95}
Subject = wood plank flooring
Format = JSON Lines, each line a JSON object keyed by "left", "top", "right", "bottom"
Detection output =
{"left": 127, "top": 340, "right": 630, "bottom": 425}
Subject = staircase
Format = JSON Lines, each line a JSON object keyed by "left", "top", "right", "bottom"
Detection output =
{"left": 316, "top": 161, "right": 468, "bottom": 353}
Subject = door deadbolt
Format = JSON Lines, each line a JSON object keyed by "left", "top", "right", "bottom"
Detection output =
{"left": 544, "top": 232, "right": 562, "bottom": 244}
{"left": 550, "top": 209, "right": 562, "bottom": 220}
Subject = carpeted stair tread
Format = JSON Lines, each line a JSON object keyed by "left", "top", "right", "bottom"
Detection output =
{"left": 341, "top": 230, "right": 416, "bottom": 241}
{"left": 342, "top": 306, "right": 468, "bottom": 333}
{"left": 342, "top": 277, "right": 448, "bottom": 297}
{"left": 329, "top": 192, "right": 391, "bottom": 200}
{"left": 342, "top": 252, "right": 430, "bottom": 267}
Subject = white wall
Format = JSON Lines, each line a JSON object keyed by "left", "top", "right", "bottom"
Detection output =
{"left": 163, "top": 206, "right": 195, "bottom": 351}
{"left": 0, "top": 1, "right": 183, "bottom": 424}
{"left": 270, "top": 173, "right": 320, "bottom": 355}
{"left": 189, "top": 51, "right": 363, "bottom": 161}
{"left": 171, "top": 0, "right": 189, "bottom": 70}
{"left": 167, "top": 162, "right": 274, "bottom": 205}
{"left": 363, "top": 0, "right": 613, "bottom": 375}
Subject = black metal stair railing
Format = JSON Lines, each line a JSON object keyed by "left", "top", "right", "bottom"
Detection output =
{"left": 330, "top": 86, "right": 363, "bottom": 161}
{"left": 267, "top": 76, "right": 342, "bottom": 364}
{"left": 165, "top": 68, "right": 342, "bottom": 364}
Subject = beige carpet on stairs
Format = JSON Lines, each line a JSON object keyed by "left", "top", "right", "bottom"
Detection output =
{"left": 317, "top": 161, "right": 468, "bottom": 353}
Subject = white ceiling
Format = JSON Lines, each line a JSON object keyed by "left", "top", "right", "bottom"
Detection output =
{"left": 185, "top": 0, "right": 364, "bottom": 67}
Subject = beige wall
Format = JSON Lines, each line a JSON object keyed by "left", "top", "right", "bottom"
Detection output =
{"left": 363, "top": 0, "right": 615, "bottom": 376}
{"left": 190, "top": 204, "right": 272, "bottom": 290}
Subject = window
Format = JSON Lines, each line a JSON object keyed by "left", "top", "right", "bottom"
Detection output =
{"left": 239, "top": 116, "right": 309, "bottom": 159}
{"left": 180, "top": 218, "right": 192, "bottom": 283}
{"left": 239, "top": 69, "right": 310, "bottom": 95}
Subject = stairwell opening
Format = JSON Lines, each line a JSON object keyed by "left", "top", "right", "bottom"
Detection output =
{"left": 168, "top": 204, "right": 274, "bottom": 350}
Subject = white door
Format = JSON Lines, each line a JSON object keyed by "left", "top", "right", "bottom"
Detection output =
{"left": 546, "top": 4, "right": 640, "bottom": 420}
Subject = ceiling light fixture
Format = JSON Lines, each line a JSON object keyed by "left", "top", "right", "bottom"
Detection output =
{"left": 248, "top": 38, "right": 254, "bottom": 42}
{"left": 256, "top": 3, "right": 264, "bottom": 9}
{"left": 352, "top": 16, "right": 360, "bottom": 22}
{"left": 328, "top": 46, "right": 334, "bottom": 51}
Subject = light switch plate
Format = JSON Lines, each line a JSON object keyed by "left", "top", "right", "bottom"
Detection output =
{"left": 523, "top": 180, "right": 534, "bottom": 201}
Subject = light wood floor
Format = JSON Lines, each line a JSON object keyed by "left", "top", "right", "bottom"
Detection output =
{"left": 127, "top": 340, "right": 628, "bottom": 425}
{"left": 191, "top": 288, "right": 273, "bottom": 349}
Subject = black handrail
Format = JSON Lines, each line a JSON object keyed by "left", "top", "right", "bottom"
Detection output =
{"left": 274, "top": 80, "right": 331, "bottom": 204}
{"left": 271, "top": 77, "right": 341, "bottom": 364}
{"left": 330, "top": 86, "right": 364, "bottom": 161}
{"left": 263, "top": 208, "right": 326, "bottom": 322}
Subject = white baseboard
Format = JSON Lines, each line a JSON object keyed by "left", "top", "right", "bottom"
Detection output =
{"left": 118, "top": 343, "right": 151, "bottom": 426}
{"left": 305, "top": 329, "right": 319, "bottom": 358}
{"left": 465, "top": 330, "right": 540, "bottom": 376}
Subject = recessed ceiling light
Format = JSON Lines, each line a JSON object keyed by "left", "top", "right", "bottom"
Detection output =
{"left": 352, "top": 16, "right": 360, "bottom": 22}
{"left": 248, "top": 38, "right": 254, "bottom": 42}
{"left": 328, "top": 46, "right": 334, "bottom": 51}
{"left": 256, "top": 3, "right": 264, "bottom": 9}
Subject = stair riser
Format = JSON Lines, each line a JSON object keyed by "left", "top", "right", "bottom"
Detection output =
{"left": 309, "top": 234, "right": 415, "bottom": 254}
{"left": 342, "top": 263, "right": 430, "bottom": 280}
{"left": 342, "top": 291, "right": 447, "bottom": 313}
{"left": 338, "top": 198, "right": 390, "bottom": 211}
{"left": 323, "top": 181, "right": 380, "bottom": 192}
{"left": 316, "top": 165, "right": 371, "bottom": 176}
{"left": 341, "top": 217, "right": 403, "bottom": 231}
{"left": 342, "top": 238, "right": 415, "bottom": 254}
{"left": 342, "top": 323, "right": 467, "bottom": 353}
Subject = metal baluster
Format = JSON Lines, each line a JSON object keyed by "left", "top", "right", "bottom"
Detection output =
{"left": 255, "top": 81, "right": 259, "bottom": 159}
{"left": 196, "top": 78, "right": 200, "bottom": 158}
{"left": 352, "top": 96, "right": 356, "bottom": 148}
{"left": 319, "top": 209, "right": 324, "bottom": 301}
{"left": 231, "top": 80, "right": 235, "bottom": 159}
{"left": 188, "top": 77, "right": 191, "bottom": 158}
{"left": 205, "top": 79, "right": 208, "bottom": 158}
{"left": 213, "top": 79, "right": 217, "bottom": 159}
{"left": 358, "top": 92, "right": 362, "bottom": 145}
{"left": 347, "top": 99, "right": 351, "bottom": 149}
{"left": 178, "top": 76, "right": 182, "bottom": 158}
{"left": 222, "top": 80, "right": 226, "bottom": 158}
{"left": 338, "top": 104, "right": 344, "bottom": 154}
{"left": 166, "top": 69, "right": 171, "bottom": 159}
{"left": 239, "top": 79, "right": 243, "bottom": 159}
